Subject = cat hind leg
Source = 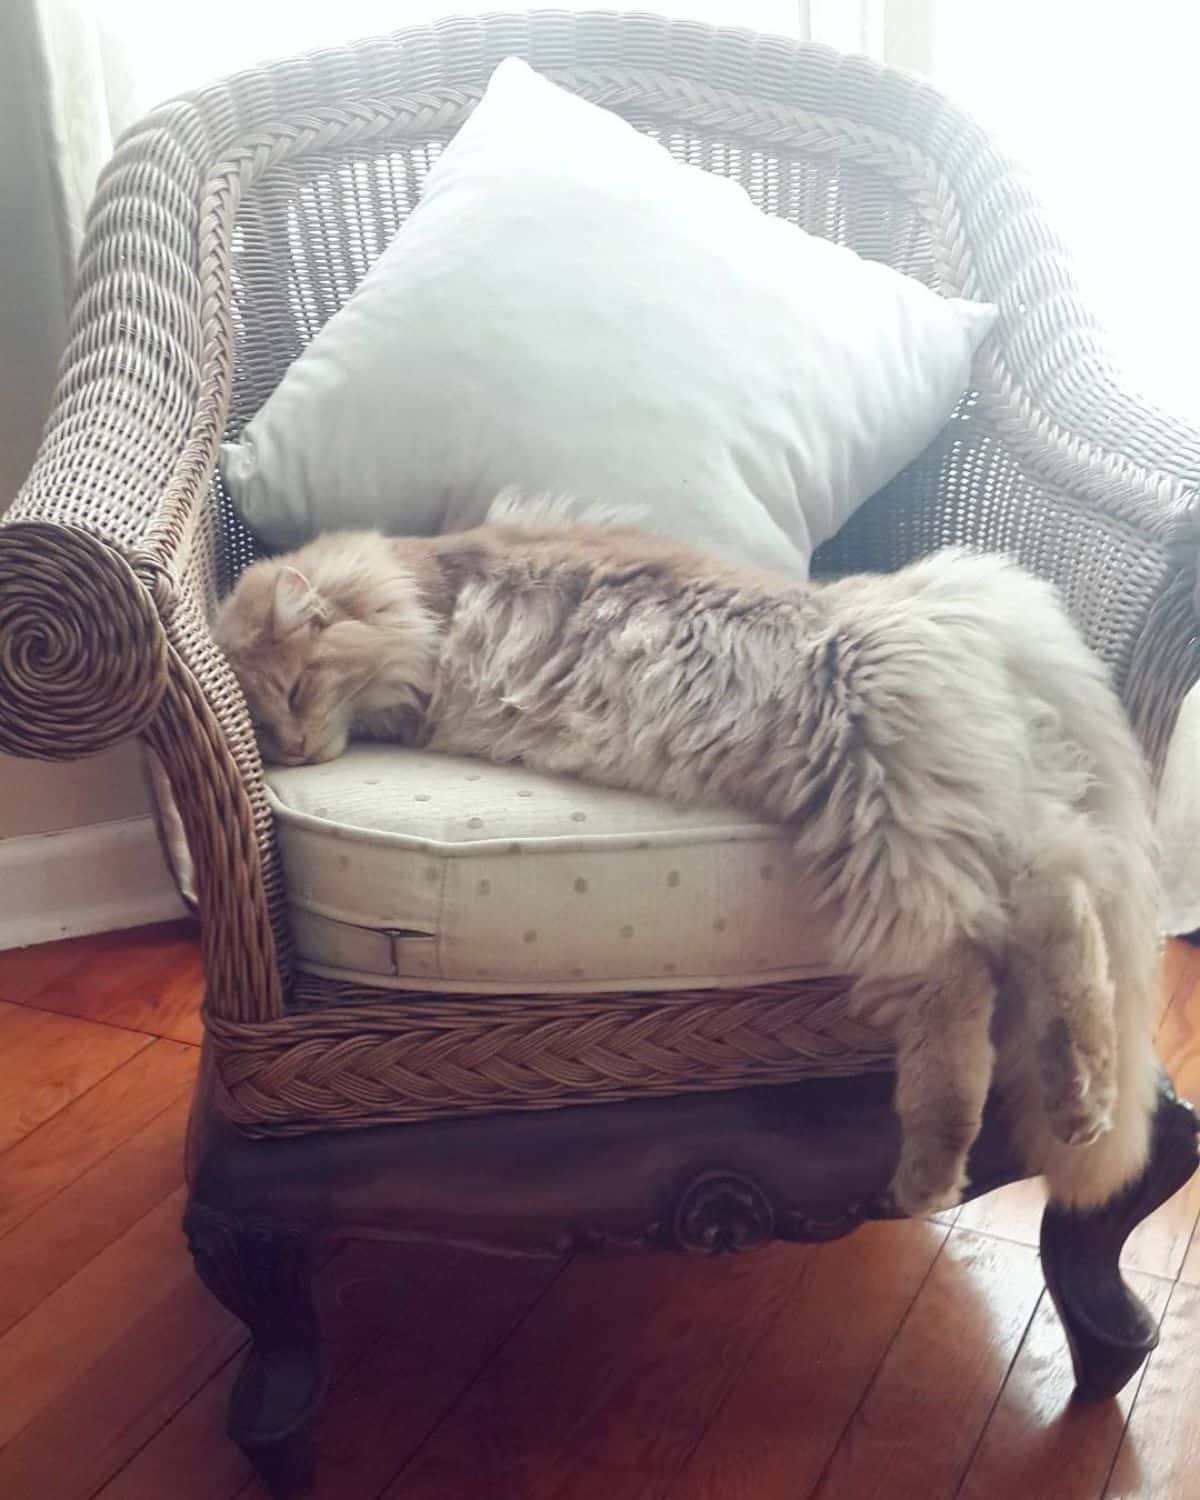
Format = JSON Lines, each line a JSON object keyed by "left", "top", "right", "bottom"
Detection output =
{"left": 1009, "top": 871, "right": 1117, "bottom": 1150}
{"left": 854, "top": 945, "right": 997, "bottom": 1217}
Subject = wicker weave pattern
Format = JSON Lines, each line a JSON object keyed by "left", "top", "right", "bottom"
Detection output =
{"left": 212, "top": 974, "right": 885, "bottom": 1134}
{"left": 2, "top": 13, "right": 1198, "bottom": 1135}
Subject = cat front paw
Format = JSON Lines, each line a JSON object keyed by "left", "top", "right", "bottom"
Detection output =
{"left": 889, "top": 1156, "right": 967, "bottom": 1218}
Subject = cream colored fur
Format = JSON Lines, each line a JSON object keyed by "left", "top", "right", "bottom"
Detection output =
{"left": 215, "top": 512, "right": 1160, "bottom": 1215}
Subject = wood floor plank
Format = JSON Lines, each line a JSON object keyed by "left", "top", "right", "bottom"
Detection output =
{"left": 2, "top": 928, "right": 1199, "bottom": 1500}
{"left": 93, "top": 1242, "right": 379, "bottom": 1500}
{"left": 1124, "top": 1180, "right": 1200, "bottom": 1283}
{"left": 958, "top": 1272, "right": 1171, "bottom": 1500}
{"left": 0, "top": 1186, "right": 195, "bottom": 1448}
{"left": 91, "top": 1351, "right": 251, "bottom": 1500}
{"left": 1157, "top": 941, "right": 1200, "bottom": 1105}
{"left": 0, "top": 1267, "right": 242, "bottom": 1500}
{"left": 958, "top": 1175, "right": 1200, "bottom": 1285}
{"left": 91, "top": 1238, "right": 545, "bottom": 1500}
{"left": 1105, "top": 1281, "right": 1200, "bottom": 1499}
{"left": 232, "top": 1243, "right": 563, "bottom": 1500}
{"left": 0, "top": 930, "right": 127, "bottom": 1004}
{"left": 660, "top": 1219, "right": 948, "bottom": 1500}
{"left": 0, "top": 920, "right": 204, "bottom": 1044}
{"left": 1178, "top": 1214, "right": 1200, "bottom": 1286}
{"left": 0, "top": 1000, "right": 150, "bottom": 1155}
{"left": 957, "top": 1178, "right": 1045, "bottom": 1249}
{"left": 1158, "top": 940, "right": 1200, "bottom": 1030}
{"left": 0, "top": 1092, "right": 192, "bottom": 1337}
{"left": 0, "top": 1037, "right": 197, "bottom": 1241}
{"left": 808, "top": 1228, "right": 1043, "bottom": 1500}
{"left": 382, "top": 1242, "right": 820, "bottom": 1500}
{"left": 1125, "top": 949, "right": 1200, "bottom": 1280}
{"left": 0, "top": 920, "right": 196, "bottom": 1003}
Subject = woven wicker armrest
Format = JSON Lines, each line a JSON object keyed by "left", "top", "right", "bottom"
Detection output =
{"left": 0, "top": 100, "right": 212, "bottom": 748}
{"left": 0, "top": 101, "right": 288, "bottom": 1022}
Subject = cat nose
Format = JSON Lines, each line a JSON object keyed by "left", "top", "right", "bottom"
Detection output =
{"left": 268, "top": 733, "right": 308, "bottom": 766}
{"left": 276, "top": 734, "right": 314, "bottom": 766}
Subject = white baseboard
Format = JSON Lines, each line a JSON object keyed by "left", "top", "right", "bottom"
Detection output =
{"left": 0, "top": 816, "right": 188, "bottom": 950}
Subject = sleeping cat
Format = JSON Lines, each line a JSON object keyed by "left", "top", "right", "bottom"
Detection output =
{"left": 214, "top": 506, "right": 1160, "bottom": 1216}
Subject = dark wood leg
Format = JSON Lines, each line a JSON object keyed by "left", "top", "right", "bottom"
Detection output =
{"left": 1040, "top": 1077, "right": 1199, "bottom": 1401}
{"left": 183, "top": 1201, "right": 322, "bottom": 1498}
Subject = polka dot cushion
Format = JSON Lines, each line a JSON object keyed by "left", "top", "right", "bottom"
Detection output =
{"left": 266, "top": 745, "right": 837, "bottom": 993}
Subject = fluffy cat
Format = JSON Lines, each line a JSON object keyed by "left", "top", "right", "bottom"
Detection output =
{"left": 214, "top": 511, "right": 1160, "bottom": 1216}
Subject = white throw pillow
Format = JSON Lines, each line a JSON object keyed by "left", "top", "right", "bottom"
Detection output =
{"left": 221, "top": 57, "right": 995, "bottom": 576}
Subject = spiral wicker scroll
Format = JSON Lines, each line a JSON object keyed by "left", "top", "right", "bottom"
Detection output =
{"left": 0, "top": 522, "right": 169, "bottom": 759}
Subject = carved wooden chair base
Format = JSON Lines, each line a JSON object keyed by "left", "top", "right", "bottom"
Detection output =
{"left": 184, "top": 1067, "right": 1198, "bottom": 1499}
{"left": 1040, "top": 1085, "right": 1200, "bottom": 1399}
{"left": 184, "top": 1207, "right": 321, "bottom": 1494}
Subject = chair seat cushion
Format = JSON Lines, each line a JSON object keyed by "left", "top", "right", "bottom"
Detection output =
{"left": 265, "top": 745, "right": 839, "bottom": 993}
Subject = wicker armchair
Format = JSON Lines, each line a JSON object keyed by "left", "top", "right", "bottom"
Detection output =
{"left": 3, "top": 13, "right": 1199, "bottom": 1494}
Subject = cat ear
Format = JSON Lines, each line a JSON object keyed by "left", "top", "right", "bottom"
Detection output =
{"left": 270, "top": 566, "right": 324, "bottom": 640}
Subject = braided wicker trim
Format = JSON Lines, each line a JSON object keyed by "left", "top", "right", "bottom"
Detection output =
{"left": 208, "top": 973, "right": 890, "bottom": 1135}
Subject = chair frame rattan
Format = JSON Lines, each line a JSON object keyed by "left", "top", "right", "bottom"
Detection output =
{"left": 3, "top": 14, "right": 1199, "bottom": 1493}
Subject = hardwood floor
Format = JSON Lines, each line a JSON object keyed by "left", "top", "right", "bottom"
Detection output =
{"left": 1, "top": 922, "right": 1199, "bottom": 1499}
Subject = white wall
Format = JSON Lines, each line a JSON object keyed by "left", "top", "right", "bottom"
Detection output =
{"left": 0, "top": 748, "right": 152, "bottom": 837}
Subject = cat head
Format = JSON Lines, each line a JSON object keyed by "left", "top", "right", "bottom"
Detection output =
{"left": 214, "top": 536, "right": 439, "bottom": 766}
